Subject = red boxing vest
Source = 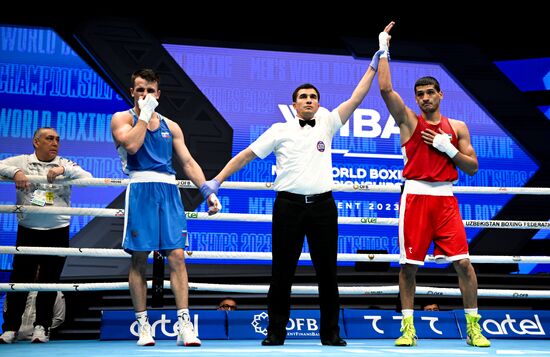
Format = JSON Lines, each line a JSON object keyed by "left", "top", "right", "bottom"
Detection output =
{"left": 402, "top": 115, "right": 459, "bottom": 182}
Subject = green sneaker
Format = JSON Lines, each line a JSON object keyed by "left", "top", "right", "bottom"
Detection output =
{"left": 395, "top": 316, "right": 417, "bottom": 346}
{"left": 466, "top": 314, "right": 491, "bottom": 347}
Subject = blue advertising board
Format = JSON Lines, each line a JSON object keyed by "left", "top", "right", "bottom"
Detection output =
{"left": 455, "top": 310, "right": 550, "bottom": 339}
{"left": 344, "top": 309, "right": 461, "bottom": 339}
{"left": 100, "top": 309, "right": 227, "bottom": 340}
{"left": 228, "top": 309, "right": 346, "bottom": 340}
{"left": 100, "top": 308, "right": 550, "bottom": 340}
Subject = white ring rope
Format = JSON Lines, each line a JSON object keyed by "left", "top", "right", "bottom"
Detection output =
{"left": 0, "top": 281, "right": 549, "bottom": 298}
{"left": 1, "top": 205, "right": 549, "bottom": 229}
{"left": 1, "top": 246, "right": 549, "bottom": 264}
{"left": 1, "top": 178, "right": 548, "bottom": 300}
{"left": 2, "top": 176, "right": 550, "bottom": 195}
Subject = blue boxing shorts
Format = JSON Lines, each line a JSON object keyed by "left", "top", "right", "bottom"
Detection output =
{"left": 122, "top": 181, "right": 187, "bottom": 253}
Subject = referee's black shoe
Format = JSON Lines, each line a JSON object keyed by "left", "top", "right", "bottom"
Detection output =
{"left": 261, "top": 334, "right": 285, "bottom": 346}
{"left": 321, "top": 335, "right": 347, "bottom": 346}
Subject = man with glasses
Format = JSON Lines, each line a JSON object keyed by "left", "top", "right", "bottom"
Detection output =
{"left": 217, "top": 298, "right": 237, "bottom": 311}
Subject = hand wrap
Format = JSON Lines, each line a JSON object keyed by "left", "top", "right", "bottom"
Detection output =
{"left": 378, "top": 31, "right": 390, "bottom": 58}
{"left": 138, "top": 94, "right": 158, "bottom": 123}
{"left": 433, "top": 133, "right": 459, "bottom": 158}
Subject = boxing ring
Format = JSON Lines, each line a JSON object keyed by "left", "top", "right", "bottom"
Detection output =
{"left": 1, "top": 176, "right": 549, "bottom": 356}
{"left": 1, "top": 339, "right": 550, "bottom": 357}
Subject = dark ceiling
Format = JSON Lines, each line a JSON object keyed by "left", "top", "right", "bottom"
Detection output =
{"left": 2, "top": 9, "right": 550, "bottom": 61}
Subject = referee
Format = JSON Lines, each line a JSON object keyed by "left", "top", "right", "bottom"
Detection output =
{"left": 203, "top": 22, "right": 393, "bottom": 347}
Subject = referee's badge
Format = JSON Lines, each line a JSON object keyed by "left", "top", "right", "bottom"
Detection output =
{"left": 317, "top": 141, "right": 325, "bottom": 152}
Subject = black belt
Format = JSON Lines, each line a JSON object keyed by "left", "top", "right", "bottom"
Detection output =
{"left": 277, "top": 191, "right": 332, "bottom": 204}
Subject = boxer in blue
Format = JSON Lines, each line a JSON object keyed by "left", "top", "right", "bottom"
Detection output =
{"left": 111, "top": 68, "right": 220, "bottom": 347}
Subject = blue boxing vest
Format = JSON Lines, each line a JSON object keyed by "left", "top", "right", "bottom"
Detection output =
{"left": 117, "top": 110, "right": 176, "bottom": 175}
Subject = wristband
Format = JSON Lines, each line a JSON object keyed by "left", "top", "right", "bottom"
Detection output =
{"left": 199, "top": 179, "right": 220, "bottom": 199}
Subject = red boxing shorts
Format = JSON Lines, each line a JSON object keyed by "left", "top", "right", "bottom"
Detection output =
{"left": 398, "top": 180, "right": 469, "bottom": 265}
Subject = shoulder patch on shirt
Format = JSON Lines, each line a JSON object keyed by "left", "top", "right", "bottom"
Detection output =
{"left": 161, "top": 131, "right": 171, "bottom": 139}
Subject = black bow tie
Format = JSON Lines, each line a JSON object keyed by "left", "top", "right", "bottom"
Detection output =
{"left": 299, "top": 119, "right": 316, "bottom": 127}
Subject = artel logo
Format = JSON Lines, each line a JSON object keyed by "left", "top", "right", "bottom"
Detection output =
{"left": 129, "top": 314, "right": 199, "bottom": 337}
{"left": 483, "top": 314, "right": 545, "bottom": 336}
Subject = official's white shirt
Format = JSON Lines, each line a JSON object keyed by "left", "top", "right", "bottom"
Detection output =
{"left": 0, "top": 153, "right": 92, "bottom": 229}
{"left": 249, "top": 108, "right": 342, "bottom": 195}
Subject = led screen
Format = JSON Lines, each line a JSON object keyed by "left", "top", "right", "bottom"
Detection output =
{"left": 495, "top": 58, "right": 550, "bottom": 91}
{"left": 0, "top": 25, "right": 540, "bottom": 272}
{"left": 496, "top": 57, "right": 550, "bottom": 273}
{"left": 0, "top": 25, "right": 127, "bottom": 269}
{"left": 164, "top": 44, "right": 539, "bottom": 267}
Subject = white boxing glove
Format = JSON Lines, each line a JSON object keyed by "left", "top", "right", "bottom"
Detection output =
{"left": 138, "top": 94, "right": 158, "bottom": 123}
{"left": 378, "top": 31, "right": 390, "bottom": 58}
{"left": 432, "top": 133, "right": 459, "bottom": 158}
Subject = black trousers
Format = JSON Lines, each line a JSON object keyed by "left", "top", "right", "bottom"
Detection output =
{"left": 267, "top": 192, "right": 340, "bottom": 340}
{"left": 2, "top": 225, "right": 69, "bottom": 331}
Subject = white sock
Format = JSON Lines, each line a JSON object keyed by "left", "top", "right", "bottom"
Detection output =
{"left": 465, "top": 308, "right": 478, "bottom": 316}
{"left": 402, "top": 309, "right": 414, "bottom": 318}
{"left": 135, "top": 310, "right": 148, "bottom": 325}
{"left": 178, "top": 308, "right": 190, "bottom": 323}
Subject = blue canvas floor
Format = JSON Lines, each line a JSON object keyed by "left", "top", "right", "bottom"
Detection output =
{"left": 1, "top": 339, "right": 550, "bottom": 357}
